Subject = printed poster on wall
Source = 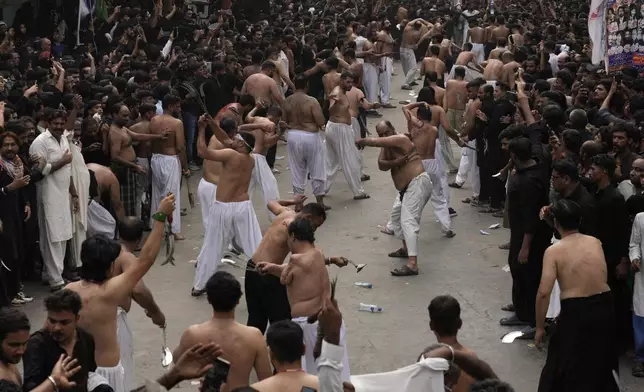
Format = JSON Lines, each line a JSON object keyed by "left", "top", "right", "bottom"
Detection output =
{"left": 606, "top": 0, "right": 644, "bottom": 71}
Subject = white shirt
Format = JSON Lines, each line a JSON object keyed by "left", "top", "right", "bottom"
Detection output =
{"left": 279, "top": 50, "right": 289, "bottom": 74}
{"left": 629, "top": 212, "right": 644, "bottom": 316}
{"left": 30, "top": 130, "right": 73, "bottom": 243}
{"left": 317, "top": 341, "right": 344, "bottom": 392}
{"left": 549, "top": 53, "right": 560, "bottom": 74}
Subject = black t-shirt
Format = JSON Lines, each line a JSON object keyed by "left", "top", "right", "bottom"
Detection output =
{"left": 221, "top": 72, "right": 243, "bottom": 104}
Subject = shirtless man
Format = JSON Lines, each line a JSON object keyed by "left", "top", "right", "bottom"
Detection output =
{"left": 174, "top": 271, "right": 272, "bottom": 391}
{"left": 266, "top": 46, "right": 295, "bottom": 98}
{"left": 499, "top": 51, "right": 521, "bottom": 89}
{"left": 283, "top": 75, "right": 328, "bottom": 208}
{"left": 361, "top": 33, "right": 383, "bottom": 107}
{"left": 251, "top": 320, "right": 319, "bottom": 392}
{"left": 484, "top": 16, "right": 497, "bottom": 59}
{"left": 322, "top": 57, "right": 342, "bottom": 119}
{"left": 256, "top": 218, "right": 351, "bottom": 381}
{"left": 129, "top": 103, "right": 156, "bottom": 220}
{"left": 374, "top": 22, "right": 396, "bottom": 108}
{"left": 326, "top": 71, "right": 369, "bottom": 201}
{"left": 214, "top": 95, "right": 255, "bottom": 126}
{"left": 508, "top": 25, "right": 524, "bottom": 52}
{"left": 193, "top": 118, "right": 260, "bottom": 297}
{"left": 357, "top": 121, "right": 431, "bottom": 276}
{"left": 489, "top": 38, "right": 509, "bottom": 60}
{"left": 149, "top": 94, "right": 190, "bottom": 240}
{"left": 238, "top": 104, "right": 283, "bottom": 220}
{"left": 454, "top": 43, "right": 476, "bottom": 66}
{"left": 241, "top": 62, "right": 285, "bottom": 107}
{"left": 401, "top": 18, "right": 429, "bottom": 89}
{"left": 109, "top": 103, "right": 167, "bottom": 217}
{"left": 465, "top": 19, "right": 486, "bottom": 64}
{"left": 115, "top": 217, "right": 166, "bottom": 391}
{"left": 246, "top": 199, "right": 336, "bottom": 333}
{"left": 535, "top": 199, "right": 617, "bottom": 391}
{"left": 347, "top": 84, "right": 381, "bottom": 181}
{"left": 445, "top": 67, "right": 469, "bottom": 137}
{"left": 86, "top": 163, "right": 125, "bottom": 238}
{"left": 483, "top": 54, "right": 504, "bottom": 87}
{"left": 65, "top": 194, "right": 175, "bottom": 392}
{"left": 421, "top": 46, "right": 446, "bottom": 88}
{"left": 490, "top": 16, "right": 509, "bottom": 49}
{"left": 426, "top": 72, "right": 445, "bottom": 107}
{"left": 344, "top": 49, "right": 364, "bottom": 92}
{"left": 243, "top": 50, "right": 263, "bottom": 79}
{"left": 402, "top": 102, "right": 454, "bottom": 237}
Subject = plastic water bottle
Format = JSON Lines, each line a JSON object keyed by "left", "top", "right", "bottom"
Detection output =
{"left": 359, "top": 303, "right": 383, "bottom": 313}
{"left": 354, "top": 282, "right": 373, "bottom": 289}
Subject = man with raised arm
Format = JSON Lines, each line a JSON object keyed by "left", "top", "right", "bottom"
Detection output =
{"left": 65, "top": 194, "right": 175, "bottom": 392}
{"left": 192, "top": 116, "right": 261, "bottom": 297}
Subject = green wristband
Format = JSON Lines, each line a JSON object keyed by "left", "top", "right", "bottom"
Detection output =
{"left": 152, "top": 212, "right": 168, "bottom": 222}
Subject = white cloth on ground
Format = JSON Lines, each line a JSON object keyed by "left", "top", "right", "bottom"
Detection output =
{"left": 135, "top": 157, "right": 150, "bottom": 220}
{"left": 193, "top": 200, "right": 262, "bottom": 290}
{"left": 379, "top": 57, "right": 393, "bottom": 104}
{"left": 197, "top": 179, "right": 217, "bottom": 230}
{"left": 351, "top": 117, "right": 366, "bottom": 177}
{"left": 325, "top": 121, "right": 365, "bottom": 197}
{"left": 363, "top": 63, "right": 379, "bottom": 103}
{"left": 150, "top": 154, "right": 181, "bottom": 232}
{"left": 629, "top": 213, "right": 644, "bottom": 317}
{"left": 292, "top": 317, "right": 350, "bottom": 381}
{"left": 455, "top": 140, "right": 480, "bottom": 196}
{"left": 350, "top": 358, "right": 448, "bottom": 392}
{"left": 117, "top": 307, "right": 134, "bottom": 392}
{"left": 388, "top": 172, "right": 432, "bottom": 256}
{"left": 95, "top": 362, "right": 126, "bottom": 392}
{"left": 87, "top": 200, "right": 117, "bottom": 238}
{"left": 70, "top": 143, "right": 89, "bottom": 268}
{"left": 250, "top": 154, "right": 280, "bottom": 221}
{"left": 438, "top": 126, "right": 459, "bottom": 172}
{"left": 423, "top": 159, "right": 451, "bottom": 232}
{"left": 287, "top": 130, "right": 327, "bottom": 195}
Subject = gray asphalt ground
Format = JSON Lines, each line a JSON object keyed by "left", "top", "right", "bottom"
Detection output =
{"left": 19, "top": 67, "right": 640, "bottom": 391}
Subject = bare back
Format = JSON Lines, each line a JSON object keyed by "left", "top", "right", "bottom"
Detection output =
{"left": 483, "top": 59, "right": 504, "bottom": 80}
{"left": 323, "top": 71, "right": 341, "bottom": 98}
{"left": 216, "top": 151, "right": 255, "bottom": 202}
{"left": 176, "top": 320, "right": 271, "bottom": 391}
{"left": 545, "top": 234, "right": 610, "bottom": 299}
{"left": 422, "top": 57, "right": 445, "bottom": 80}
{"left": 283, "top": 247, "right": 330, "bottom": 318}
{"left": 469, "top": 27, "right": 485, "bottom": 44}
{"left": 284, "top": 92, "right": 324, "bottom": 133}
{"left": 150, "top": 114, "right": 183, "bottom": 155}
{"left": 130, "top": 120, "right": 151, "bottom": 158}
{"left": 252, "top": 373, "right": 319, "bottom": 392}
{"left": 446, "top": 80, "right": 468, "bottom": 111}
{"left": 410, "top": 122, "right": 438, "bottom": 160}
{"left": 203, "top": 136, "right": 224, "bottom": 184}
{"left": 455, "top": 51, "right": 475, "bottom": 65}
{"left": 243, "top": 74, "right": 281, "bottom": 106}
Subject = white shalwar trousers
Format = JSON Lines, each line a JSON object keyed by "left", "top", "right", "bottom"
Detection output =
{"left": 117, "top": 307, "right": 134, "bottom": 392}
{"left": 472, "top": 43, "right": 485, "bottom": 64}
{"left": 400, "top": 47, "right": 419, "bottom": 87}
{"left": 135, "top": 157, "right": 150, "bottom": 220}
{"left": 38, "top": 206, "right": 68, "bottom": 287}
{"left": 250, "top": 154, "right": 280, "bottom": 221}
{"left": 363, "top": 63, "right": 379, "bottom": 104}
{"left": 388, "top": 172, "right": 432, "bottom": 256}
{"left": 87, "top": 200, "right": 117, "bottom": 239}
{"left": 433, "top": 142, "right": 451, "bottom": 206}
{"left": 150, "top": 154, "right": 181, "bottom": 232}
{"left": 351, "top": 118, "right": 366, "bottom": 177}
{"left": 95, "top": 362, "right": 125, "bottom": 392}
{"left": 325, "top": 121, "right": 365, "bottom": 197}
{"left": 197, "top": 179, "right": 218, "bottom": 230}
{"left": 193, "top": 200, "right": 262, "bottom": 291}
{"left": 455, "top": 140, "right": 480, "bottom": 197}
{"left": 438, "top": 126, "right": 459, "bottom": 172}
{"left": 379, "top": 57, "right": 393, "bottom": 105}
{"left": 423, "top": 159, "right": 451, "bottom": 232}
{"left": 287, "top": 130, "right": 326, "bottom": 196}
{"left": 293, "top": 317, "right": 351, "bottom": 382}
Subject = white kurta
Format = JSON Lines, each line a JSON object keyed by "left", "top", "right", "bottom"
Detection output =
{"left": 629, "top": 213, "right": 644, "bottom": 317}
{"left": 350, "top": 358, "right": 448, "bottom": 392}
{"left": 70, "top": 141, "right": 90, "bottom": 268}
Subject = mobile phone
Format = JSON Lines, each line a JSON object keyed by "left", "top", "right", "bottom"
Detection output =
{"left": 202, "top": 357, "right": 230, "bottom": 392}
{"left": 301, "top": 388, "right": 317, "bottom": 392}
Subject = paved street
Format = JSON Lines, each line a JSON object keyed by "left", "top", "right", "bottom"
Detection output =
{"left": 20, "top": 69, "right": 639, "bottom": 391}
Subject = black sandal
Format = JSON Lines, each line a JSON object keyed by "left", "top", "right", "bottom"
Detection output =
{"left": 390, "top": 265, "right": 419, "bottom": 276}
{"left": 388, "top": 248, "right": 408, "bottom": 258}
{"left": 353, "top": 193, "right": 371, "bottom": 200}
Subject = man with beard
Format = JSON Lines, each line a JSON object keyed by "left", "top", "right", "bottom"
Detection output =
{"left": 109, "top": 103, "right": 168, "bottom": 217}
{"left": 618, "top": 157, "right": 644, "bottom": 199}
{"left": 149, "top": 95, "right": 190, "bottom": 241}
{"left": 0, "top": 132, "right": 32, "bottom": 306}
{"left": 0, "top": 307, "right": 80, "bottom": 390}
{"left": 23, "top": 290, "right": 103, "bottom": 392}
{"left": 325, "top": 71, "right": 369, "bottom": 201}
{"left": 29, "top": 110, "right": 77, "bottom": 292}
{"left": 612, "top": 123, "right": 641, "bottom": 183}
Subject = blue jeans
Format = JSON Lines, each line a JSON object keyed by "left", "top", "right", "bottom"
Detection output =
{"left": 635, "top": 314, "right": 644, "bottom": 362}
{"left": 183, "top": 112, "right": 198, "bottom": 163}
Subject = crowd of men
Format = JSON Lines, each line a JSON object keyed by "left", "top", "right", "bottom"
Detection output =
{"left": 0, "top": 0, "right": 643, "bottom": 390}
